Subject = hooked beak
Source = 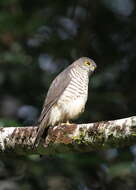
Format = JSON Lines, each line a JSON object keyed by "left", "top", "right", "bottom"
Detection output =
{"left": 90, "top": 61, "right": 97, "bottom": 72}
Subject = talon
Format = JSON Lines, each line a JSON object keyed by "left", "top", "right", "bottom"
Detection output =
{"left": 66, "top": 121, "right": 70, "bottom": 124}
{"left": 59, "top": 121, "right": 73, "bottom": 126}
{"left": 66, "top": 121, "right": 74, "bottom": 125}
{"left": 59, "top": 122, "right": 67, "bottom": 126}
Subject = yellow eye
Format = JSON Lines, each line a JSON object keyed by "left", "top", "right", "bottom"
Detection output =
{"left": 84, "top": 61, "right": 91, "bottom": 66}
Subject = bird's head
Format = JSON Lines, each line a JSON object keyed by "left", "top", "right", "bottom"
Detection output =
{"left": 75, "top": 57, "right": 97, "bottom": 74}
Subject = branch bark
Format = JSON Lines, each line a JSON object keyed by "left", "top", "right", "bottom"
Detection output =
{"left": 0, "top": 116, "right": 136, "bottom": 155}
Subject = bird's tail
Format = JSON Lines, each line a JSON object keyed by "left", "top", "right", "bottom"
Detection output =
{"left": 33, "top": 115, "right": 49, "bottom": 148}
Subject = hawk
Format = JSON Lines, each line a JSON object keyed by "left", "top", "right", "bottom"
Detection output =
{"left": 34, "top": 57, "right": 97, "bottom": 146}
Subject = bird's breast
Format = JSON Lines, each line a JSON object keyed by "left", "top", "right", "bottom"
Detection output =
{"left": 57, "top": 67, "right": 89, "bottom": 120}
{"left": 63, "top": 95, "right": 87, "bottom": 119}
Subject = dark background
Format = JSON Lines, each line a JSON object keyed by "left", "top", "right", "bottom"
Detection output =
{"left": 0, "top": 0, "right": 136, "bottom": 189}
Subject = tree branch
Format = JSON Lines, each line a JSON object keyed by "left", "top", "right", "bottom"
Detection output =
{"left": 0, "top": 116, "right": 136, "bottom": 155}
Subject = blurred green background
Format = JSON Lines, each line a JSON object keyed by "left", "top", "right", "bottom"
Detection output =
{"left": 0, "top": 0, "right": 136, "bottom": 189}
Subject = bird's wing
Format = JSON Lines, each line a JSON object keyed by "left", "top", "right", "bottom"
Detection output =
{"left": 38, "top": 65, "right": 72, "bottom": 124}
{"left": 33, "top": 65, "right": 72, "bottom": 147}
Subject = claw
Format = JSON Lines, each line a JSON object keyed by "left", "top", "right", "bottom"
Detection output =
{"left": 59, "top": 121, "right": 74, "bottom": 126}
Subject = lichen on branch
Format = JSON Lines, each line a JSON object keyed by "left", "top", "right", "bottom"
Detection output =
{"left": 0, "top": 116, "right": 136, "bottom": 155}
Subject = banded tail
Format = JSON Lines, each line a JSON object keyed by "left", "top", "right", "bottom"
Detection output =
{"left": 33, "top": 114, "right": 49, "bottom": 148}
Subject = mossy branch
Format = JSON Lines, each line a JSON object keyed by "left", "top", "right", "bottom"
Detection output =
{"left": 0, "top": 116, "right": 136, "bottom": 155}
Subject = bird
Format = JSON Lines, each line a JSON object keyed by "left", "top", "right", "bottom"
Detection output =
{"left": 34, "top": 57, "right": 97, "bottom": 147}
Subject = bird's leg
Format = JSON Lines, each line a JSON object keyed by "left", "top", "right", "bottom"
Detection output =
{"left": 59, "top": 122, "right": 66, "bottom": 126}
{"left": 59, "top": 120, "right": 74, "bottom": 126}
{"left": 66, "top": 120, "right": 74, "bottom": 125}
{"left": 66, "top": 120, "right": 71, "bottom": 125}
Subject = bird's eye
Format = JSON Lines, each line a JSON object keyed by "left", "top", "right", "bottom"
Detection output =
{"left": 84, "top": 61, "right": 91, "bottom": 66}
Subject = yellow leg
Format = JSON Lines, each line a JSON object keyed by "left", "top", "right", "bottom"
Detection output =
{"left": 66, "top": 121, "right": 74, "bottom": 125}
{"left": 66, "top": 120, "right": 70, "bottom": 124}
{"left": 59, "top": 121, "right": 73, "bottom": 126}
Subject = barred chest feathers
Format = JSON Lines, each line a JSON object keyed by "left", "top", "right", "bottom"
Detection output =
{"left": 48, "top": 67, "right": 89, "bottom": 125}
{"left": 57, "top": 67, "right": 89, "bottom": 120}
